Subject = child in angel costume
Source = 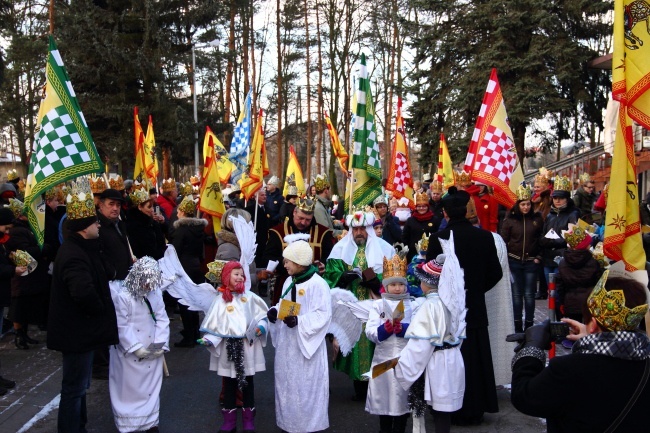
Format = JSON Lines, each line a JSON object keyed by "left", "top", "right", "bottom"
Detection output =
{"left": 366, "top": 249, "right": 415, "bottom": 433}
{"left": 162, "top": 213, "right": 267, "bottom": 433}
{"left": 266, "top": 237, "right": 332, "bottom": 433}
{"left": 394, "top": 233, "right": 467, "bottom": 433}
{"left": 108, "top": 256, "right": 170, "bottom": 433}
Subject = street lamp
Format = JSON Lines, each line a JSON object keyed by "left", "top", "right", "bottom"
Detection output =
{"left": 191, "top": 39, "right": 220, "bottom": 173}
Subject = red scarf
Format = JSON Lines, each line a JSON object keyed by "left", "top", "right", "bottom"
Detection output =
{"left": 413, "top": 210, "right": 434, "bottom": 222}
{"left": 0, "top": 232, "right": 9, "bottom": 244}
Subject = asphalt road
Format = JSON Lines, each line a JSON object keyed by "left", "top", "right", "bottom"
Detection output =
{"left": 0, "top": 302, "right": 548, "bottom": 433}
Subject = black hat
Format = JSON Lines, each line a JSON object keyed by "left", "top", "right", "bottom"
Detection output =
{"left": 0, "top": 208, "right": 15, "bottom": 225}
{"left": 67, "top": 215, "right": 98, "bottom": 232}
{"left": 441, "top": 186, "right": 470, "bottom": 209}
{"left": 99, "top": 188, "right": 125, "bottom": 202}
{"left": 551, "top": 189, "right": 570, "bottom": 199}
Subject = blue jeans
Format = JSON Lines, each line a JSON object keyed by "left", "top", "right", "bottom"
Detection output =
{"left": 58, "top": 351, "right": 94, "bottom": 433}
{"left": 510, "top": 260, "right": 539, "bottom": 323}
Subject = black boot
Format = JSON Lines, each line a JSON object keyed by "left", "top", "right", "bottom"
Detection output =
{"left": 23, "top": 326, "right": 39, "bottom": 344}
{"left": 524, "top": 320, "right": 534, "bottom": 330}
{"left": 514, "top": 320, "right": 523, "bottom": 333}
{"left": 14, "top": 329, "right": 28, "bottom": 350}
{"left": 352, "top": 380, "right": 368, "bottom": 401}
{"left": 391, "top": 414, "right": 409, "bottom": 433}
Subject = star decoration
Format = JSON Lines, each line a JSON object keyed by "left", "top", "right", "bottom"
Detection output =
{"left": 608, "top": 214, "right": 626, "bottom": 231}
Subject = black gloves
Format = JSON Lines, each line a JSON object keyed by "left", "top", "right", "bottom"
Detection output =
{"left": 284, "top": 315, "right": 298, "bottom": 328}
{"left": 337, "top": 270, "right": 361, "bottom": 288}
{"left": 519, "top": 320, "right": 552, "bottom": 352}
{"left": 360, "top": 268, "right": 381, "bottom": 295}
{"left": 267, "top": 308, "right": 278, "bottom": 324}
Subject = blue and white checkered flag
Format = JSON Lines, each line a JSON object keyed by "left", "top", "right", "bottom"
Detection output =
{"left": 229, "top": 90, "right": 252, "bottom": 184}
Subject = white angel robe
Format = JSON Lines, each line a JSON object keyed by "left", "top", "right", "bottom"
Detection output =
{"left": 200, "top": 291, "right": 269, "bottom": 376}
{"left": 394, "top": 292, "right": 465, "bottom": 412}
{"left": 365, "top": 295, "right": 414, "bottom": 416}
{"left": 270, "top": 273, "right": 332, "bottom": 433}
{"left": 108, "top": 284, "right": 170, "bottom": 433}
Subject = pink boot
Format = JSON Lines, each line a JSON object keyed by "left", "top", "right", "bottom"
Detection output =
{"left": 242, "top": 407, "right": 256, "bottom": 433}
{"left": 219, "top": 408, "right": 237, "bottom": 433}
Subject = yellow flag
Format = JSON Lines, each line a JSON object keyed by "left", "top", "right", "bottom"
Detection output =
{"left": 324, "top": 113, "right": 348, "bottom": 172}
{"left": 133, "top": 107, "right": 147, "bottom": 182}
{"left": 199, "top": 133, "right": 226, "bottom": 233}
{"left": 437, "top": 134, "right": 455, "bottom": 188}
{"left": 242, "top": 110, "right": 269, "bottom": 200}
{"left": 202, "top": 126, "right": 234, "bottom": 184}
{"left": 283, "top": 145, "right": 306, "bottom": 196}
{"left": 144, "top": 115, "right": 159, "bottom": 186}
{"left": 604, "top": 0, "right": 649, "bottom": 272}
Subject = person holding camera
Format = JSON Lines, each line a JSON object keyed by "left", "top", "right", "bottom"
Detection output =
{"left": 511, "top": 266, "right": 650, "bottom": 432}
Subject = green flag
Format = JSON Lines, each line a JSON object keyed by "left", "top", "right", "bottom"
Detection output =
{"left": 346, "top": 53, "right": 381, "bottom": 212}
{"left": 25, "top": 36, "right": 103, "bottom": 246}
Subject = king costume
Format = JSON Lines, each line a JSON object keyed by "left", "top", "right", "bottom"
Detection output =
{"left": 323, "top": 211, "right": 396, "bottom": 385}
{"left": 270, "top": 240, "right": 332, "bottom": 433}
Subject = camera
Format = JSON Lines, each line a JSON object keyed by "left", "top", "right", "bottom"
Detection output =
{"left": 549, "top": 321, "right": 570, "bottom": 339}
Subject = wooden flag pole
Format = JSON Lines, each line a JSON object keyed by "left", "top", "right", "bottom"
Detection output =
{"left": 49, "top": 0, "right": 54, "bottom": 34}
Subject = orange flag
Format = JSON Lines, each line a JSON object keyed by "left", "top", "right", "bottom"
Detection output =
{"left": 437, "top": 133, "right": 455, "bottom": 188}
{"left": 603, "top": 0, "right": 649, "bottom": 273}
{"left": 241, "top": 109, "right": 269, "bottom": 200}
{"left": 199, "top": 132, "right": 226, "bottom": 233}
{"left": 202, "top": 126, "right": 234, "bottom": 184}
{"left": 386, "top": 98, "right": 415, "bottom": 208}
{"left": 283, "top": 145, "right": 306, "bottom": 197}
{"left": 133, "top": 107, "right": 148, "bottom": 184}
{"left": 325, "top": 112, "right": 348, "bottom": 172}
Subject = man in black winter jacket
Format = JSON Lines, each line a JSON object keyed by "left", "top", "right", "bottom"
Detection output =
{"left": 48, "top": 208, "right": 118, "bottom": 433}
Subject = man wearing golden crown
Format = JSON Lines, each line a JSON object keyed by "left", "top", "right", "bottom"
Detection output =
{"left": 262, "top": 198, "right": 335, "bottom": 305}
{"left": 572, "top": 172, "right": 597, "bottom": 224}
{"left": 323, "top": 210, "right": 396, "bottom": 401}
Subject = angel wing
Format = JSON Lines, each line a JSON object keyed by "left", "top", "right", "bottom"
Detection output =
{"left": 229, "top": 214, "right": 257, "bottom": 291}
{"left": 328, "top": 288, "right": 367, "bottom": 356}
{"left": 438, "top": 232, "right": 467, "bottom": 340}
{"left": 157, "top": 244, "right": 218, "bottom": 314}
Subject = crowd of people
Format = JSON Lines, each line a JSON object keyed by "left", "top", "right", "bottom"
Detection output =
{"left": 0, "top": 164, "right": 648, "bottom": 433}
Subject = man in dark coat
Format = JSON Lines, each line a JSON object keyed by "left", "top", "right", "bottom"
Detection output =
{"left": 426, "top": 186, "right": 503, "bottom": 425}
{"left": 511, "top": 271, "right": 650, "bottom": 432}
{"left": 265, "top": 175, "right": 285, "bottom": 227}
{"left": 373, "top": 196, "right": 401, "bottom": 246}
{"left": 48, "top": 204, "right": 118, "bottom": 433}
{"left": 245, "top": 188, "right": 271, "bottom": 269}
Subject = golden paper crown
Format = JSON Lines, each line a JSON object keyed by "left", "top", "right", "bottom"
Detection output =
{"left": 382, "top": 252, "right": 408, "bottom": 280}
{"left": 415, "top": 191, "right": 429, "bottom": 206}
{"left": 592, "top": 242, "right": 606, "bottom": 268}
{"left": 430, "top": 180, "right": 444, "bottom": 194}
{"left": 587, "top": 270, "right": 649, "bottom": 331}
{"left": 6, "top": 169, "right": 18, "bottom": 181}
{"left": 516, "top": 184, "right": 532, "bottom": 201}
{"left": 603, "top": 183, "right": 609, "bottom": 200}
{"left": 177, "top": 195, "right": 196, "bottom": 215}
{"left": 553, "top": 175, "right": 571, "bottom": 192}
{"left": 312, "top": 174, "right": 330, "bottom": 193}
{"left": 66, "top": 177, "right": 97, "bottom": 220}
{"left": 44, "top": 186, "right": 64, "bottom": 201}
{"left": 296, "top": 197, "right": 316, "bottom": 213}
{"left": 205, "top": 260, "right": 228, "bottom": 283}
{"left": 161, "top": 178, "right": 176, "bottom": 193}
{"left": 133, "top": 179, "right": 151, "bottom": 191}
{"left": 190, "top": 175, "right": 200, "bottom": 186}
{"left": 579, "top": 172, "right": 591, "bottom": 185}
{"left": 6, "top": 198, "right": 24, "bottom": 218}
{"left": 108, "top": 175, "right": 124, "bottom": 191}
{"left": 562, "top": 225, "right": 590, "bottom": 249}
{"left": 417, "top": 232, "right": 430, "bottom": 254}
{"left": 13, "top": 250, "right": 36, "bottom": 267}
{"left": 534, "top": 167, "right": 552, "bottom": 186}
{"left": 454, "top": 170, "right": 472, "bottom": 188}
{"left": 286, "top": 185, "right": 299, "bottom": 197}
{"left": 179, "top": 181, "right": 193, "bottom": 196}
{"left": 89, "top": 175, "right": 107, "bottom": 194}
{"left": 129, "top": 188, "right": 150, "bottom": 206}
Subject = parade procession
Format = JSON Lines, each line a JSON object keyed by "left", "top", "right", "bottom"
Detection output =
{"left": 3, "top": 1, "right": 650, "bottom": 433}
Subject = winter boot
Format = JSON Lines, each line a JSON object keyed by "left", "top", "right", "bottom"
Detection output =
{"left": 14, "top": 329, "right": 28, "bottom": 350}
{"left": 391, "top": 414, "right": 409, "bottom": 433}
{"left": 524, "top": 320, "right": 534, "bottom": 330}
{"left": 23, "top": 326, "right": 39, "bottom": 344}
{"left": 219, "top": 408, "right": 237, "bottom": 433}
{"left": 242, "top": 407, "right": 256, "bottom": 433}
{"left": 514, "top": 320, "right": 523, "bottom": 333}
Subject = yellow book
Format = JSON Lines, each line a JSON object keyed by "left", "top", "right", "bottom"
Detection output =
{"left": 278, "top": 299, "right": 301, "bottom": 320}
{"left": 371, "top": 357, "right": 399, "bottom": 378}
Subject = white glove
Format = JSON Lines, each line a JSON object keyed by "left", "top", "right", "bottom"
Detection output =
{"left": 133, "top": 347, "right": 151, "bottom": 359}
{"left": 151, "top": 349, "right": 165, "bottom": 358}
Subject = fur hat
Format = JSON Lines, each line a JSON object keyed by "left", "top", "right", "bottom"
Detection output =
{"left": 283, "top": 238, "right": 313, "bottom": 266}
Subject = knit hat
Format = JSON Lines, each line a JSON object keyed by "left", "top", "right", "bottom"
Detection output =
{"left": 414, "top": 255, "right": 445, "bottom": 288}
{"left": 283, "top": 239, "right": 313, "bottom": 266}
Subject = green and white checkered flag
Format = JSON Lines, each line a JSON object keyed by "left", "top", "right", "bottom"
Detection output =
{"left": 25, "top": 36, "right": 102, "bottom": 246}
{"left": 346, "top": 53, "right": 381, "bottom": 211}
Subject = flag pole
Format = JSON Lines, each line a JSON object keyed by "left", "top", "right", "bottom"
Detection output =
{"left": 49, "top": 0, "right": 54, "bottom": 34}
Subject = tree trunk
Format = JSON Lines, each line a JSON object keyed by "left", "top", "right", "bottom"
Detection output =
{"left": 276, "top": 0, "right": 283, "bottom": 177}
{"left": 304, "top": 0, "right": 313, "bottom": 178}
{"left": 224, "top": 0, "right": 236, "bottom": 146}
{"left": 315, "top": 1, "right": 325, "bottom": 189}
